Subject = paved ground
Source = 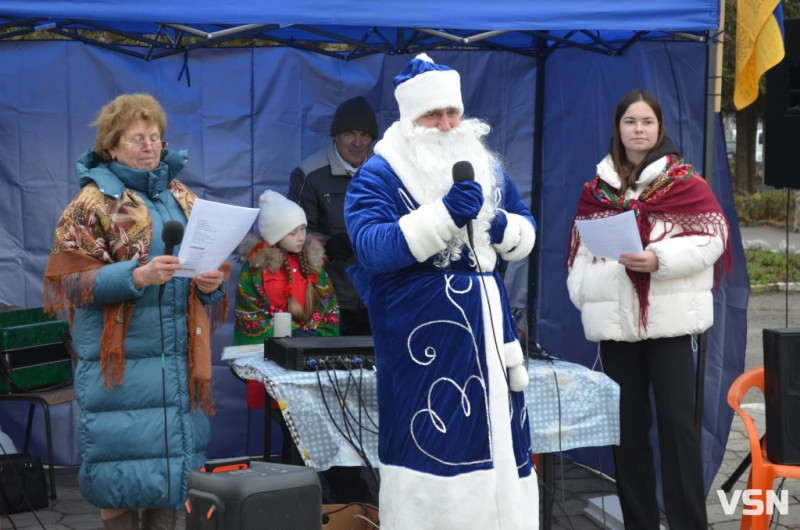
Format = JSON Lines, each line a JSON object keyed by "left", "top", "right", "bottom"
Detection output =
{"left": 2, "top": 226, "right": 798, "bottom": 529}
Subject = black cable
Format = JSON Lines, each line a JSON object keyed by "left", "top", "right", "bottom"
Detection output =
{"left": 157, "top": 298, "right": 172, "bottom": 508}
{"left": 329, "top": 363, "right": 378, "bottom": 435}
{"left": 466, "top": 235, "right": 561, "bottom": 527}
{"left": 546, "top": 360, "right": 576, "bottom": 529}
{"left": 336, "top": 361, "right": 382, "bottom": 492}
{"left": 314, "top": 365, "right": 376, "bottom": 477}
{"left": 321, "top": 364, "right": 380, "bottom": 487}
{"left": 345, "top": 365, "right": 379, "bottom": 432}
{"left": 469, "top": 243, "right": 511, "bottom": 394}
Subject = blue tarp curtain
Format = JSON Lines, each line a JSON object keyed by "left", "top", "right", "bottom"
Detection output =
{"left": 0, "top": 0, "right": 747, "bottom": 502}
{"left": 0, "top": 43, "right": 537, "bottom": 462}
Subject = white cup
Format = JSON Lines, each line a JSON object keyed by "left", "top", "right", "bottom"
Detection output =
{"left": 273, "top": 312, "right": 292, "bottom": 338}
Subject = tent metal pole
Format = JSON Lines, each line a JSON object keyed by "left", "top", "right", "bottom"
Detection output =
{"left": 528, "top": 35, "right": 547, "bottom": 347}
{"left": 163, "top": 23, "right": 271, "bottom": 40}
{"left": 703, "top": 3, "right": 725, "bottom": 183}
{"left": 413, "top": 28, "right": 507, "bottom": 45}
{"left": 696, "top": 1, "right": 724, "bottom": 434}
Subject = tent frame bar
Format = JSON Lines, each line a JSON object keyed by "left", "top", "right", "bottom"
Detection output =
{"left": 413, "top": 28, "right": 509, "bottom": 45}
{"left": 163, "top": 23, "right": 273, "bottom": 40}
{"left": 0, "top": 16, "right": 709, "bottom": 61}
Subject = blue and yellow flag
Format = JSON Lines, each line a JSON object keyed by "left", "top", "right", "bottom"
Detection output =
{"left": 734, "top": 0, "right": 785, "bottom": 110}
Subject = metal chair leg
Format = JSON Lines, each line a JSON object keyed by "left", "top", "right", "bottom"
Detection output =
{"left": 37, "top": 398, "right": 57, "bottom": 500}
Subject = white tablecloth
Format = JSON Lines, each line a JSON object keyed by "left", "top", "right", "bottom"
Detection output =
{"left": 230, "top": 352, "right": 619, "bottom": 471}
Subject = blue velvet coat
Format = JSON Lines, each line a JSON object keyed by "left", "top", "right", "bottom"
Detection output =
{"left": 344, "top": 153, "right": 539, "bottom": 529}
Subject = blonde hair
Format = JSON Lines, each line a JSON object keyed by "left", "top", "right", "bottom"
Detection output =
{"left": 93, "top": 93, "right": 167, "bottom": 161}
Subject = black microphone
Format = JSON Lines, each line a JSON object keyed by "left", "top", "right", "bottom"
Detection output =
{"left": 159, "top": 220, "right": 184, "bottom": 302}
{"left": 452, "top": 161, "right": 475, "bottom": 248}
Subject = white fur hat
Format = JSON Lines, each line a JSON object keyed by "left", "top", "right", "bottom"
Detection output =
{"left": 394, "top": 53, "right": 463, "bottom": 123}
{"left": 257, "top": 190, "right": 307, "bottom": 245}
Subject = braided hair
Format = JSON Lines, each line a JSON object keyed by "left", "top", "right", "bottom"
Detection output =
{"left": 282, "top": 244, "right": 319, "bottom": 322}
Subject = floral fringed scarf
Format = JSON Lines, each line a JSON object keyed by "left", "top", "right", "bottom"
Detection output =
{"left": 567, "top": 154, "right": 733, "bottom": 331}
{"left": 43, "top": 179, "right": 227, "bottom": 415}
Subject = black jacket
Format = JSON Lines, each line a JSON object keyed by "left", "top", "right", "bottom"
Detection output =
{"left": 288, "top": 142, "right": 365, "bottom": 314}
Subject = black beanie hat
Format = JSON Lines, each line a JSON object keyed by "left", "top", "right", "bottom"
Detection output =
{"left": 330, "top": 96, "right": 378, "bottom": 138}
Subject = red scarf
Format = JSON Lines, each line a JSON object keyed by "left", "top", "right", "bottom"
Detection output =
{"left": 567, "top": 154, "right": 732, "bottom": 331}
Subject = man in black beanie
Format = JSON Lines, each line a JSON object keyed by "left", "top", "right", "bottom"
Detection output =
{"left": 288, "top": 96, "right": 378, "bottom": 336}
{"left": 287, "top": 96, "right": 379, "bottom": 506}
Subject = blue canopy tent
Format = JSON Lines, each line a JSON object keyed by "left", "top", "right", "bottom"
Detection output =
{"left": 0, "top": 0, "right": 747, "bottom": 500}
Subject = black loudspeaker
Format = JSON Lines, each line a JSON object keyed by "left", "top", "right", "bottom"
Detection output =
{"left": 765, "top": 18, "right": 800, "bottom": 189}
{"left": 763, "top": 328, "right": 800, "bottom": 464}
{"left": 186, "top": 461, "right": 321, "bottom": 529}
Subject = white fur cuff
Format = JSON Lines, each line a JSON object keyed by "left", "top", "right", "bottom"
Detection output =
{"left": 505, "top": 335, "right": 529, "bottom": 391}
{"left": 496, "top": 213, "right": 536, "bottom": 262}
{"left": 399, "top": 200, "right": 460, "bottom": 262}
{"left": 492, "top": 209, "right": 520, "bottom": 254}
{"left": 508, "top": 365, "right": 529, "bottom": 392}
{"left": 504, "top": 340, "right": 524, "bottom": 367}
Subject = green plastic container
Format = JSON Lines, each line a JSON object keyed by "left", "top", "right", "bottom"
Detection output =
{"left": 0, "top": 308, "right": 73, "bottom": 393}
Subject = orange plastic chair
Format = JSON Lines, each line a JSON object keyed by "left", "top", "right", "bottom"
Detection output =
{"left": 727, "top": 366, "right": 800, "bottom": 530}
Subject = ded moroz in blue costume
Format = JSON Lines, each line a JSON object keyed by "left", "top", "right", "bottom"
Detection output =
{"left": 344, "top": 53, "right": 539, "bottom": 530}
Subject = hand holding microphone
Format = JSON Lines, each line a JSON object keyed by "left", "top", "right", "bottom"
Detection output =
{"left": 131, "top": 221, "right": 183, "bottom": 295}
{"left": 443, "top": 161, "right": 483, "bottom": 246}
{"left": 157, "top": 221, "right": 184, "bottom": 301}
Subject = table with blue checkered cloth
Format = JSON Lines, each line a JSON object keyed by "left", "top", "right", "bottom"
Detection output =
{"left": 230, "top": 353, "right": 619, "bottom": 471}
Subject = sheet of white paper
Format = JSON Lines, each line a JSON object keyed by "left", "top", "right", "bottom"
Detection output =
{"left": 174, "top": 198, "right": 259, "bottom": 277}
{"left": 221, "top": 343, "right": 263, "bottom": 361}
{"left": 574, "top": 210, "right": 644, "bottom": 260}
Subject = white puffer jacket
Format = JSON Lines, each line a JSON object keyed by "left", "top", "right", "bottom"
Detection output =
{"left": 567, "top": 154, "right": 726, "bottom": 342}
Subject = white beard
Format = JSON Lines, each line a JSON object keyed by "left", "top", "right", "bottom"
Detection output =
{"left": 375, "top": 118, "right": 503, "bottom": 267}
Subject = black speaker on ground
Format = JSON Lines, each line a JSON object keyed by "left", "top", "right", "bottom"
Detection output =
{"left": 186, "top": 461, "right": 321, "bottom": 529}
{"left": 765, "top": 18, "right": 800, "bottom": 189}
{"left": 763, "top": 328, "right": 800, "bottom": 464}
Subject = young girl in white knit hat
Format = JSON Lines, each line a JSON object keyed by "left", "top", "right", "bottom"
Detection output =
{"left": 233, "top": 190, "right": 340, "bottom": 409}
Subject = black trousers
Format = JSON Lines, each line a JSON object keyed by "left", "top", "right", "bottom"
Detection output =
{"left": 601, "top": 335, "right": 708, "bottom": 530}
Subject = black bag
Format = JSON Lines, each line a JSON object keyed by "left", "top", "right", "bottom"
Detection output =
{"left": 0, "top": 453, "right": 48, "bottom": 514}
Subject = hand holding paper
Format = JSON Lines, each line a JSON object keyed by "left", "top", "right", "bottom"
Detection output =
{"left": 174, "top": 198, "right": 260, "bottom": 277}
{"left": 574, "top": 210, "right": 643, "bottom": 260}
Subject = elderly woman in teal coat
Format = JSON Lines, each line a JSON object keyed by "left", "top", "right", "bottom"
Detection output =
{"left": 44, "top": 94, "right": 226, "bottom": 530}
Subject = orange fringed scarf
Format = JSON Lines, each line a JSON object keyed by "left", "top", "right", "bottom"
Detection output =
{"left": 43, "top": 179, "right": 228, "bottom": 415}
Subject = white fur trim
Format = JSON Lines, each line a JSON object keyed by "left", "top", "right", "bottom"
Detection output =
{"left": 504, "top": 340, "right": 524, "bottom": 367}
{"left": 491, "top": 209, "right": 519, "bottom": 254}
{"left": 508, "top": 365, "right": 529, "bottom": 392}
{"left": 504, "top": 342, "right": 528, "bottom": 392}
{"left": 395, "top": 69, "right": 463, "bottom": 123}
{"left": 398, "top": 200, "right": 460, "bottom": 262}
{"left": 496, "top": 213, "right": 535, "bottom": 262}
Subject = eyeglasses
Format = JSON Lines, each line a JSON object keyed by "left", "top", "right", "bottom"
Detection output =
{"left": 122, "top": 139, "right": 167, "bottom": 150}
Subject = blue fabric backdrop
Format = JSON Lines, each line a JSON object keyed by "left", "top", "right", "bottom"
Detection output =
{"left": 0, "top": 43, "right": 536, "bottom": 462}
{"left": 0, "top": 35, "right": 747, "bottom": 500}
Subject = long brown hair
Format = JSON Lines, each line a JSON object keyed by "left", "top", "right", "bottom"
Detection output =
{"left": 609, "top": 89, "right": 666, "bottom": 194}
